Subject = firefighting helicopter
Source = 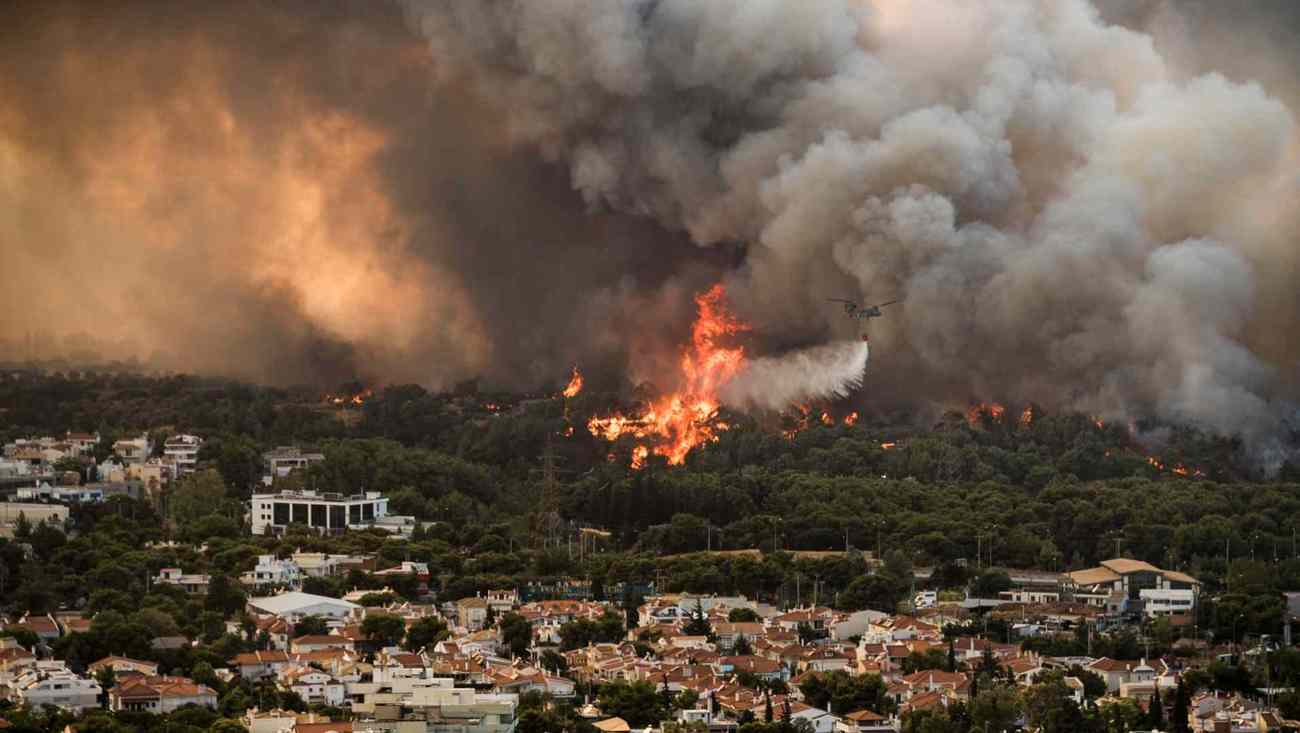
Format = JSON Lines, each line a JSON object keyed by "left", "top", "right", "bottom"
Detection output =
{"left": 827, "top": 298, "right": 898, "bottom": 320}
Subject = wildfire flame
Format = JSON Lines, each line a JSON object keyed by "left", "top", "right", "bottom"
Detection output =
{"left": 966, "top": 402, "right": 1006, "bottom": 425}
{"left": 844, "top": 412, "right": 859, "bottom": 426}
{"left": 562, "top": 366, "right": 584, "bottom": 398}
{"left": 325, "top": 388, "right": 373, "bottom": 407}
{"left": 1147, "top": 455, "right": 1204, "bottom": 478}
{"left": 880, "top": 441, "right": 897, "bottom": 450}
{"left": 587, "top": 284, "right": 748, "bottom": 466}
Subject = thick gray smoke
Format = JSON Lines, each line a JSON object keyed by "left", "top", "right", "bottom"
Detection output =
{"left": 402, "top": 0, "right": 1300, "bottom": 466}
{"left": 722, "top": 340, "right": 870, "bottom": 412}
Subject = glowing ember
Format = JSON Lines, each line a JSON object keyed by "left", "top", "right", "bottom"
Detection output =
{"left": 325, "top": 388, "right": 373, "bottom": 406}
{"left": 880, "top": 442, "right": 897, "bottom": 450}
{"left": 587, "top": 284, "right": 748, "bottom": 466}
{"left": 562, "top": 366, "right": 584, "bottom": 398}
{"left": 820, "top": 411, "right": 834, "bottom": 426}
{"left": 1019, "top": 405, "right": 1034, "bottom": 426}
{"left": 843, "top": 412, "right": 859, "bottom": 426}
{"left": 966, "top": 402, "right": 1006, "bottom": 425}
{"left": 1147, "top": 455, "right": 1205, "bottom": 478}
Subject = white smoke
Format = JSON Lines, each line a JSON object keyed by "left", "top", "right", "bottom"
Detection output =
{"left": 402, "top": 0, "right": 1300, "bottom": 467}
{"left": 722, "top": 340, "right": 870, "bottom": 412}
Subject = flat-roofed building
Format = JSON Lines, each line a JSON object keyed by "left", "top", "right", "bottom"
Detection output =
{"left": 248, "top": 490, "right": 409, "bottom": 536}
{"left": 162, "top": 434, "right": 203, "bottom": 476}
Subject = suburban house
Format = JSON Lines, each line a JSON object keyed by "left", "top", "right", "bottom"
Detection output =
{"left": 242, "top": 555, "right": 304, "bottom": 589}
{"left": 714, "top": 622, "right": 764, "bottom": 653}
{"left": 109, "top": 676, "right": 218, "bottom": 713}
{"left": 89, "top": 656, "right": 160, "bottom": 678}
{"left": 161, "top": 434, "right": 203, "bottom": 476}
{"left": 154, "top": 568, "right": 211, "bottom": 595}
{"left": 11, "top": 664, "right": 101, "bottom": 712}
{"left": 456, "top": 597, "right": 490, "bottom": 632}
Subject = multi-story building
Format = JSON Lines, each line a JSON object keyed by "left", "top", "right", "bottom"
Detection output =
{"left": 242, "top": 555, "right": 303, "bottom": 589}
{"left": 11, "top": 663, "right": 101, "bottom": 713}
{"left": 261, "top": 447, "right": 326, "bottom": 485}
{"left": 111, "top": 434, "right": 151, "bottom": 466}
{"left": 162, "top": 435, "right": 203, "bottom": 476}
{"left": 1064, "top": 558, "right": 1200, "bottom": 621}
{"left": 247, "top": 490, "right": 406, "bottom": 536}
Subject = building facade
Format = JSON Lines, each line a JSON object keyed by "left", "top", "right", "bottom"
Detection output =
{"left": 248, "top": 490, "right": 393, "bottom": 536}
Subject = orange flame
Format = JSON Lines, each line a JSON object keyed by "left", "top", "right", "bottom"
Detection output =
{"left": 966, "top": 402, "right": 1006, "bottom": 425}
{"left": 562, "top": 366, "right": 584, "bottom": 398}
{"left": 820, "top": 411, "right": 834, "bottom": 426}
{"left": 843, "top": 412, "right": 859, "bottom": 426}
{"left": 587, "top": 284, "right": 748, "bottom": 467}
{"left": 880, "top": 442, "right": 897, "bottom": 450}
{"left": 324, "top": 388, "right": 372, "bottom": 407}
{"left": 1147, "top": 455, "right": 1205, "bottom": 478}
{"left": 1019, "top": 405, "right": 1034, "bottom": 427}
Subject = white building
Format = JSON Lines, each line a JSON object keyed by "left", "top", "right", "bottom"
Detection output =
{"left": 1138, "top": 588, "right": 1197, "bottom": 620}
{"left": 16, "top": 483, "right": 105, "bottom": 504}
{"left": 162, "top": 434, "right": 203, "bottom": 476}
{"left": 112, "top": 434, "right": 151, "bottom": 466}
{"left": 248, "top": 490, "right": 411, "bottom": 536}
{"left": 282, "top": 667, "right": 346, "bottom": 707}
{"left": 109, "top": 676, "right": 217, "bottom": 713}
{"left": 242, "top": 555, "right": 303, "bottom": 589}
{"left": 246, "top": 591, "right": 361, "bottom": 623}
{"left": 11, "top": 664, "right": 101, "bottom": 713}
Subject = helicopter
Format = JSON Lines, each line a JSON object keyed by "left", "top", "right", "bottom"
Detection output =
{"left": 827, "top": 298, "right": 898, "bottom": 320}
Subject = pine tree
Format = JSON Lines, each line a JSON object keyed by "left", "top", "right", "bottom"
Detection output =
{"left": 765, "top": 692, "right": 774, "bottom": 722}
{"left": 947, "top": 639, "right": 957, "bottom": 673}
{"left": 1148, "top": 683, "right": 1165, "bottom": 730}
{"left": 1171, "top": 678, "right": 1190, "bottom": 733}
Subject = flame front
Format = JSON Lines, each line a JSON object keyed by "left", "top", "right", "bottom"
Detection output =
{"left": 562, "top": 367, "right": 584, "bottom": 398}
{"left": 587, "top": 284, "right": 748, "bottom": 466}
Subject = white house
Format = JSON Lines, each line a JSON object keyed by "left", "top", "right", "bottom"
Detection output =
{"left": 109, "top": 676, "right": 217, "bottom": 713}
{"left": 242, "top": 555, "right": 303, "bottom": 589}
{"left": 162, "top": 435, "right": 203, "bottom": 476}
{"left": 281, "top": 667, "right": 346, "bottom": 706}
{"left": 12, "top": 665, "right": 101, "bottom": 713}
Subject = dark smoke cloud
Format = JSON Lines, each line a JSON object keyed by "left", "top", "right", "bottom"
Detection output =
{"left": 0, "top": 0, "right": 720, "bottom": 389}
{"left": 397, "top": 0, "right": 1300, "bottom": 467}
{"left": 5, "top": 0, "right": 1300, "bottom": 467}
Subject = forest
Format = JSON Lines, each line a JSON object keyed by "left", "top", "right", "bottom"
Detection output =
{"left": 2, "top": 370, "right": 1299, "bottom": 642}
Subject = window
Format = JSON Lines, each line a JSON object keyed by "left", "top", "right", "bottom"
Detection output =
{"left": 292, "top": 503, "right": 309, "bottom": 524}
{"left": 311, "top": 505, "right": 327, "bottom": 527}
{"left": 362, "top": 502, "right": 375, "bottom": 521}
{"left": 273, "top": 503, "right": 290, "bottom": 526}
{"left": 329, "top": 505, "right": 345, "bottom": 529}
{"left": 349, "top": 504, "right": 361, "bottom": 524}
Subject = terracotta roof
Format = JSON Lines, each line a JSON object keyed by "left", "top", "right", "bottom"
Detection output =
{"left": 1099, "top": 559, "right": 1161, "bottom": 575}
{"left": 845, "top": 709, "right": 886, "bottom": 722}
{"left": 1067, "top": 567, "right": 1121, "bottom": 586}
{"left": 296, "top": 725, "right": 353, "bottom": 733}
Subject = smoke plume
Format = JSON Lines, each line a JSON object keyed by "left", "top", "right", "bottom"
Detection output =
{"left": 5, "top": 0, "right": 1300, "bottom": 465}
{"left": 722, "top": 341, "right": 870, "bottom": 412}
{"left": 399, "top": 0, "right": 1300, "bottom": 465}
